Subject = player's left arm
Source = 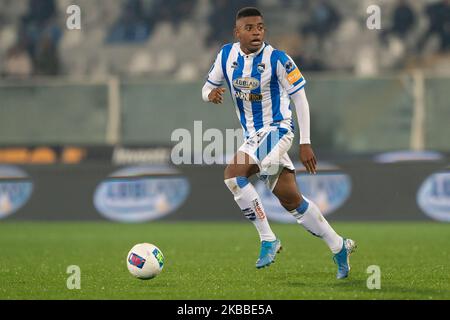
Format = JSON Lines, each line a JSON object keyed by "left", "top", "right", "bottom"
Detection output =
{"left": 291, "top": 89, "right": 317, "bottom": 174}
{"left": 277, "top": 52, "right": 317, "bottom": 174}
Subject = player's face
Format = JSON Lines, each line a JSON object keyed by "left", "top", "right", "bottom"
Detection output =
{"left": 235, "top": 16, "right": 265, "bottom": 54}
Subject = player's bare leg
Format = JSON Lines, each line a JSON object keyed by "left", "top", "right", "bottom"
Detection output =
{"left": 272, "top": 168, "right": 356, "bottom": 279}
{"left": 224, "top": 151, "right": 259, "bottom": 179}
{"left": 224, "top": 152, "right": 282, "bottom": 269}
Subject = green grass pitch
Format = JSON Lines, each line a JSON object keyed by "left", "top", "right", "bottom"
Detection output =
{"left": 0, "top": 221, "right": 449, "bottom": 300}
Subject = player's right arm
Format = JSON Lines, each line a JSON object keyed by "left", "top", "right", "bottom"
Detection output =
{"left": 202, "top": 47, "right": 227, "bottom": 104}
{"left": 204, "top": 86, "right": 226, "bottom": 104}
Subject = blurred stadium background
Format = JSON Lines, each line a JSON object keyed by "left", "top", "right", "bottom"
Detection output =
{"left": 0, "top": 0, "right": 449, "bottom": 223}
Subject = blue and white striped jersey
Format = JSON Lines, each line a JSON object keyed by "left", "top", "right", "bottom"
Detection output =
{"left": 206, "top": 42, "right": 306, "bottom": 138}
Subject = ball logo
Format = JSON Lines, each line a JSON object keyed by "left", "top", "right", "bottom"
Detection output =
{"left": 94, "top": 165, "right": 190, "bottom": 223}
{"left": 417, "top": 171, "right": 450, "bottom": 222}
{"left": 0, "top": 165, "right": 33, "bottom": 219}
{"left": 128, "top": 253, "right": 146, "bottom": 269}
{"left": 232, "top": 77, "right": 260, "bottom": 91}
{"left": 256, "top": 163, "right": 351, "bottom": 223}
{"left": 152, "top": 248, "right": 164, "bottom": 268}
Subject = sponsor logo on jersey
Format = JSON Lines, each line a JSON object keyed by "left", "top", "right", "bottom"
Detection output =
{"left": 232, "top": 77, "right": 260, "bottom": 91}
{"left": 417, "top": 171, "right": 450, "bottom": 222}
{"left": 257, "top": 63, "right": 266, "bottom": 74}
{"left": 287, "top": 68, "right": 302, "bottom": 85}
{"left": 285, "top": 60, "right": 295, "bottom": 72}
{"left": 235, "top": 91, "right": 263, "bottom": 101}
{"left": 94, "top": 165, "right": 190, "bottom": 223}
{"left": 0, "top": 165, "right": 33, "bottom": 219}
{"left": 231, "top": 61, "right": 239, "bottom": 69}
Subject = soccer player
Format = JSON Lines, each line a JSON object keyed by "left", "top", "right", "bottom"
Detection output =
{"left": 202, "top": 7, "right": 356, "bottom": 279}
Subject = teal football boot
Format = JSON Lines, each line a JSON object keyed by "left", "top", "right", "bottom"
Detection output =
{"left": 333, "top": 238, "right": 357, "bottom": 279}
{"left": 256, "top": 239, "right": 282, "bottom": 269}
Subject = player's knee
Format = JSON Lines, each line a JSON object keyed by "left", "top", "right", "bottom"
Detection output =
{"left": 224, "top": 164, "right": 236, "bottom": 180}
{"left": 279, "top": 194, "right": 302, "bottom": 211}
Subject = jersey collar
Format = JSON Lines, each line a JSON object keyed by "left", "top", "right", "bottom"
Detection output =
{"left": 238, "top": 42, "right": 266, "bottom": 58}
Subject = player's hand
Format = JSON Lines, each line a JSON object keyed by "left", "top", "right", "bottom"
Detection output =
{"left": 300, "top": 144, "right": 317, "bottom": 174}
{"left": 208, "top": 88, "right": 226, "bottom": 104}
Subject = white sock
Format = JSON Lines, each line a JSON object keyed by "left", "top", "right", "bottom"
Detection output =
{"left": 225, "top": 177, "right": 276, "bottom": 242}
{"left": 289, "top": 197, "right": 343, "bottom": 254}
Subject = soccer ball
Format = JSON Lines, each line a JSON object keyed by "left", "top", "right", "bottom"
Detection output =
{"left": 126, "top": 243, "right": 164, "bottom": 279}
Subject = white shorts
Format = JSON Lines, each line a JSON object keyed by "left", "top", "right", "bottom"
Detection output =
{"left": 238, "top": 125, "right": 295, "bottom": 191}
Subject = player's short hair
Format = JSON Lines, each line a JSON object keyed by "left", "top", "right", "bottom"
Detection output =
{"left": 236, "top": 7, "right": 263, "bottom": 21}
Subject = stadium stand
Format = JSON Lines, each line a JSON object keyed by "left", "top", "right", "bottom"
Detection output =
{"left": 0, "top": 0, "right": 449, "bottom": 79}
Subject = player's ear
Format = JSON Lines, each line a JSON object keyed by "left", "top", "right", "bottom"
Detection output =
{"left": 233, "top": 26, "right": 239, "bottom": 40}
